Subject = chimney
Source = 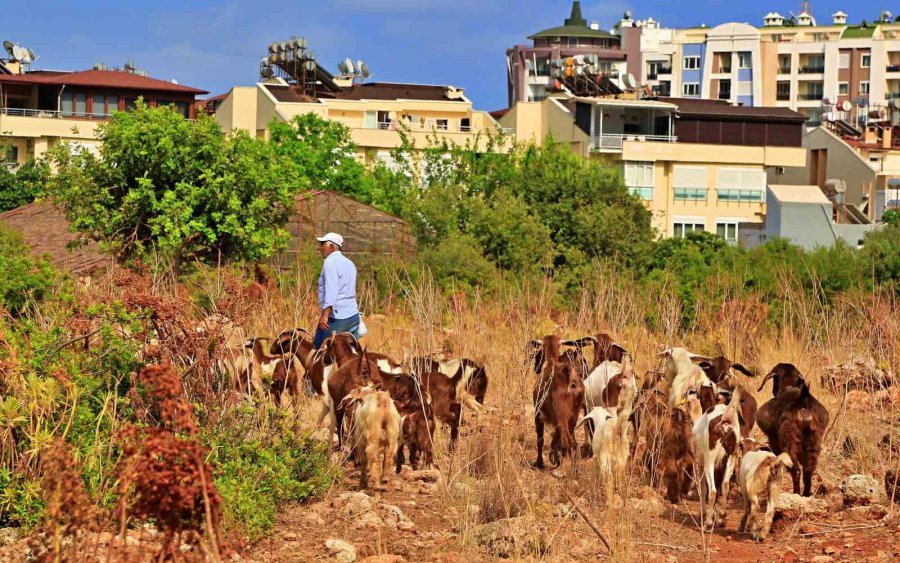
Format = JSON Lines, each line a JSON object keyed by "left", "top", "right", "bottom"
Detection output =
{"left": 590, "top": 20, "right": 600, "bottom": 30}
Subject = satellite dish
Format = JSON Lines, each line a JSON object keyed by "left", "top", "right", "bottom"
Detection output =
{"left": 277, "top": 41, "right": 287, "bottom": 53}
{"left": 882, "top": 11, "right": 893, "bottom": 22}
{"left": 359, "top": 62, "right": 370, "bottom": 78}
{"left": 337, "top": 60, "right": 348, "bottom": 74}
{"left": 822, "top": 97, "right": 831, "bottom": 106}
{"left": 2, "top": 41, "right": 14, "bottom": 58}
{"left": 297, "top": 37, "right": 308, "bottom": 49}
{"left": 289, "top": 37, "right": 299, "bottom": 49}
{"left": 268, "top": 42, "right": 278, "bottom": 53}
{"left": 574, "top": 65, "right": 584, "bottom": 76}
{"left": 893, "top": 98, "right": 900, "bottom": 109}
{"left": 268, "top": 53, "right": 279, "bottom": 64}
{"left": 344, "top": 58, "right": 355, "bottom": 74}
{"left": 823, "top": 112, "right": 834, "bottom": 122}
{"left": 524, "top": 59, "right": 533, "bottom": 71}
{"left": 304, "top": 60, "right": 316, "bottom": 72}
{"left": 840, "top": 100, "right": 852, "bottom": 111}
{"left": 24, "top": 48, "right": 35, "bottom": 63}
{"left": 624, "top": 73, "right": 637, "bottom": 89}
{"left": 260, "top": 65, "right": 273, "bottom": 78}
{"left": 11, "top": 45, "right": 25, "bottom": 61}
{"left": 307, "top": 50, "right": 316, "bottom": 61}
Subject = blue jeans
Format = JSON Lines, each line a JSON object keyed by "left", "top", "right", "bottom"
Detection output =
{"left": 312, "top": 313, "right": 360, "bottom": 349}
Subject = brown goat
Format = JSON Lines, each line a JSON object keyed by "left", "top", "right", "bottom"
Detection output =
{"left": 412, "top": 357, "right": 489, "bottom": 422}
{"left": 591, "top": 332, "right": 628, "bottom": 369}
{"left": 697, "top": 356, "right": 755, "bottom": 388}
{"left": 530, "top": 336, "right": 586, "bottom": 469}
{"left": 419, "top": 371, "right": 463, "bottom": 451}
{"left": 530, "top": 336, "right": 595, "bottom": 380}
{"left": 243, "top": 337, "right": 299, "bottom": 407}
{"left": 395, "top": 396, "right": 435, "bottom": 472}
{"left": 661, "top": 407, "right": 696, "bottom": 504}
{"left": 756, "top": 366, "right": 829, "bottom": 497}
{"left": 756, "top": 363, "right": 804, "bottom": 397}
{"left": 328, "top": 349, "right": 384, "bottom": 450}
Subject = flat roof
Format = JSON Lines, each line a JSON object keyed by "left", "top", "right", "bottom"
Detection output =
{"left": 768, "top": 184, "right": 830, "bottom": 204}
{"left": 654, "top": 97, "right": 807, "bottom": 123}
{"left": 571, "top": 97, "right": 678, "bottom": 110}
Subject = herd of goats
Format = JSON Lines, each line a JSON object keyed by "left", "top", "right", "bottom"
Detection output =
{"left": 222, "top": 328, "right": 831, "bottom": 542}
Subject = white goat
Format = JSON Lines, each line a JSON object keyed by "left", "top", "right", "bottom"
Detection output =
{"left": 577, "top": 384, "right": 635, "bottom": 479}
{"left": 659, "top": 347, "right": 712, "bottom": 409}
{"left": 351, "top": 387, "right": 401, "bottom": 490}
{"left": 692, "top": 386, "right": 742, "bottom": 531}
{"left": 739, "top": 450, "right": 793, "bottom": 541}
{"left": 583, "top": 356, "right": 637, "bottom": 414}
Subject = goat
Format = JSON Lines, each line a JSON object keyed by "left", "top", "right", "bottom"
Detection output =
{"left": 243, "top": 337, "right": 299, "bottom": 407}
{"left": 717, "top": 387, "right": 759, "bottom": 439}
{"left": 739, "top": 451, "right": 793, "bottom": 541}
{"left": 530, "top": 336, "right": 595, "bottom": 380}
{"left": 756, "top": 366, "right": 829, "bottom": 496}
{"left": 349, "top": 386, "right": 401, "bottom": 490}
{"left": 658, "top": 347, "right": 712, "bottom": 409}
{"left": 591, "top": 333, "right": 628, "bottom": 369}
{"left": 418, "top": 371, "right": 463, "bottom": 451}
{"left": 530, "top": 336, "right": 586, "bottom": 469}
{"left": 756, "top": 363, "right": 804, "bottom": 397}
{"left": 412, "top": 357, "right": 488, "bottom": 424}
{"left": 693, "top": 386, "right": 742, "bottom": 531}
{"left": 581, "top": 355, "right": 637, "bottom": 456}
{"left": 577, "top": 383, "right": 635, "bottom": 479}
{"left": 697, "top": 355, "right": 755, "bottom": 389}
{"left": 395, "top": 395, "right": 435, "bottom": 472}
{"left": 328, "top": 348, "right": 383, "bottom": 450}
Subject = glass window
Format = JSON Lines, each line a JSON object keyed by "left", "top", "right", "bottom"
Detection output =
{"left": 777, "top": 81, "right": 791, "bottom": 100}
{"left": 717, "top": 168, "right": 765, "bottom": 201}
{"left": 673, "top": 222, "right": 705, "bottom": 238}
{"left": 738, "top": 53, "right": 752, "bottom": 69}
{"left": 859, "top": 81, "right": 870, "bottom": 95}
{"left": 124, "top": 98, "right": 138, "bottom": 111}
{"left": 861, "top": 54, "right": 871, "bottom": 68}
{"left": 74, "top": 92, "right": 87, "bottom": 116}
{"left": 716, "top": 222, "right": 739, "bottom": 245}
{"left": 60, "top": 91, "right": 74, "bottom": 116}
{"left": 624, "top": 161, "right": 654, "bottom": 200}
{"left": 107, "top": 95, "right": 119, "bottom": 114}
{"left": 435, "top": 119, "right": 449, "bottom": 131}
{"left": 364, "top": 111, "right": 377, "bottom": 129}
{"left": 4, "top": 145, "right": 18, "bottom": 165}
{"left": 682, "top": 82, "right": 700, "bottom": 96}
{"left": 674, "top": 166, "right": 707, "bottom": 200}
{"left": 838, "top": 82, "right": 849, "bottom": 95}
{"left": 683, "top": 56, "right": 700, "bottom": 70}
{"left": 92, "top": 93, "right": 106, "bottom": 117}
{"left": 176, "top": 101, "right": 189, "bottom": 118}
{"left": 838, "top": 53, "right": 850, "bottom": 69}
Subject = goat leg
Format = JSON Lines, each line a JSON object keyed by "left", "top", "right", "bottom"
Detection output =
{"left": 533, "top": 416, "right": 546, "bottom": 469}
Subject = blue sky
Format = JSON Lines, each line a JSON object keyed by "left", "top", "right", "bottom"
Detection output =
{"left": 10, "top": 1, "right": 889, "bottom": 110}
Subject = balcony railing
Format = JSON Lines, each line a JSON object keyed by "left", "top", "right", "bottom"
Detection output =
{"left": 674, "top": 188, "right": 708, "bottom": 201}
{"left": 627, "top": 186, "right": 654, "bottom": 200}
{"left": 591, "top": 133, "right": 677, "bottom": 151}
{"left": 718, "top": 91, "right": 732, "bottom": 100}
{"left": 359, "top": 120, "right": 476, "bottom": 134}
{"left": 778, "top": 66, "right": 792, "bottom": 74}
{"left": 887, "top": 64, "right": 900, "bottom": 72}
{"left": 0, "top": 107, "right": 117, "bottom": 119}
{"left": 717, "top": 189, "right": 765, "bottom": 202}
{"left": 799, "top": 66, "right": 825, "bottom": 74}
{"left": 799, "top": 92, "right": 824, "bottom": 100}
{"left": 776, "top": 93, "right": 791, "bottom": 101}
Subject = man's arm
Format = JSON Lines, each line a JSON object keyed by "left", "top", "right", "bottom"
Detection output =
{"left": 319, "top": 261, "right": 339, "bottom": 329}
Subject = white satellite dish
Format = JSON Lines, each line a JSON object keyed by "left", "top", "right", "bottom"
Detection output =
{"left": 297, "top": 37, "right": 308, "bottom": 49}
{"left": 337, "top": 60, "right": 348, "bottom": 74}
{"left": 624, "top": 73, "right": 637, "bottom": 89}
{"left": 304, "top": 60, "right": 316, "bottom": 72}
{"left": 840, "top": 100, "right": 852, "bottom": 112}
{"left": 24, "top": 47, "right": 35, "bottom": 64}
{"left": 574, "top": 65, "right": 584, "bottom": 76}
{"left": 277, "top": 41, "right": 287, "bottom": 53}
{"left": 288, "top": 37, "right": 299, "bottom": 49}
{"left": 11, "top": 45, "right": 25, "bottom": 61}
{"left": 359, "top": 62, "right": 371, "bottom": 78}
{"left": 892, "top": 98, "right": 900, "bottom": 109}
{"left": 307, "top": 50, "right": 316, "bottom": 61}
{"left": 268, "top": 42, "right": 278, "bottom": 53}
{"left": 3, "top": 41, "right": 14, "bottom": 58}
{"left": 344, "top": 58, "right": 355, "bottom": 74}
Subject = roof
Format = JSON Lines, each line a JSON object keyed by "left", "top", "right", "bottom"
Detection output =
{"left": 529, "top": 1, "right": 617, "bottom": 40}
{"left": 572, "top": 97, "right": 678, "bottom": 110}
{"left": 0, "top": 69, "right": 208, "bottom": 94}
{"left": 0, "top": 200, "right": 111, "bottom": 274}
{"left": 489, "top": 108, "right": 510, "bottom": 119}
{"left": 768, "top": 185, "right": 830, "bottom": 204}
{"left": 334, "top": 83, "right": 466, "bottom": 103}
{"left": 654, "top": 97, "right": 808, "bottom": 123}
{"left": 841, "top": 25, "right": 876, "bottom": 39}
{"left": 262, "top": 84, "right": 319, "bottom": 103}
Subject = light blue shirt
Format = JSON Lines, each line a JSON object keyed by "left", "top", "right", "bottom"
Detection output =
{"left": 318, "top": 251, "right": 359, "bottom": 320}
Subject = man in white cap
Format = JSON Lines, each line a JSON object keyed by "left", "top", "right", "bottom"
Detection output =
{"left": 312, "top": 232, "right": 360, "bottom": 349}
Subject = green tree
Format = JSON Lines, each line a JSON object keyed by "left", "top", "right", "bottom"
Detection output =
{"left": 269, "top": 113, "right": 372, "bottom": 201}
{"left": 46, "top": 101, "right": 301, "bottom": 276}
{"left": 0, "top": 157, "right": 50, "bottom": 213}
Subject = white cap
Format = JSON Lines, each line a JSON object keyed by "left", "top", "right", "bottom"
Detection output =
{"left": 316, "top": 232, "right": 344, "bottom": 248}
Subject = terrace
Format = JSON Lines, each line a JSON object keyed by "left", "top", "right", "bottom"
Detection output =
{"left": 577, "top": 98, "right": 678, "bottom": 153}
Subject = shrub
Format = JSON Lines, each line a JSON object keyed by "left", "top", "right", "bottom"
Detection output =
{"left": 0, "top": 225, "right": 56, "bottom": 316}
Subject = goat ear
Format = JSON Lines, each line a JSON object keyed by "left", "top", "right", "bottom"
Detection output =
{"left": 756, "top": 370, "right": 776, "bottom": 392}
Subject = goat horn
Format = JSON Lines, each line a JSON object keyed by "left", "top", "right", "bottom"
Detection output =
{"left": 756, "top": 371, "right": 776, "bottom": 392}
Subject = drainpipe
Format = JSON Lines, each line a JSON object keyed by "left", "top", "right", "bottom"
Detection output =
{"left": 58, "top": 84, "right": 66, "bottom": 114}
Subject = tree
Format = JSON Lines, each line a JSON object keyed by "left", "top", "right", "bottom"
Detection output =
{"left": 0, "top": 157, "right": 49, "bottom": 213}
{"left": 269, "top": 113, "right": 372, "bottom": 202}
{"left": 46, "top": 101, "right": 302, "bottom": 276}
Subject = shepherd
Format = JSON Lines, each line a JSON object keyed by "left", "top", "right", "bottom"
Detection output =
{"left": 312, "top": 232, "right": 361, "bottom": 349}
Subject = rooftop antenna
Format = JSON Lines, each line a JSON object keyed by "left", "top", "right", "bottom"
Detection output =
{"left": 2, "top": 41, "right": 15, "bottom": 59}
{"left": 11, "top": 45, "right": 26, "bottom": 61}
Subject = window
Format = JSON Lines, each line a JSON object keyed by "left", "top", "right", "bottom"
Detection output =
{"left": 838, "top": 52, "right": 850, "bottom": 69}
{"left": 74, "top": 92, "right": 87, "bottom": 116}
{"left": 92, "top": 93, "right": 105, "bottom": 117}
{"left": 776, "top": 81, "right": 791, "bottom": 100}
{"left": 673, "top": 221, "right": 705, "bottom": 238}
{"left": 738, "top": 53, "right": 752, "bottom": 69}
{"left": 716, "top": 221, "right": 739, "bottom": 245}
{"left": 859, "top": 81, "right": 870, "bottom": 95}
{"left": 717, "top": 168, "right": 765, "bottom": 202}
{"left": 673, "top": 166, "right": 708, "bottom": 200}
{"left": 718, "top": 80, "right": 731, "bottom": 100}
{"left": 435, "top": 119, "right": 449, "bottom": 131}
{"left": 4, "top": 145, "right": 18, "bottom": 166}
{"left": 648, "top": 61, "right": 662, "bottom": 78}
{"left": 624, "top": 161, "right": 654, "bottom": 199}
{"left": 60, "top": 91, "right": 74, "bottom": 116}
{"left": 682, "top": 82, "right": 700, "bottom": 96}
{"left": 124, "top": 98, "right": 139, "bottom": 111}
{"left": 683, "top": 56, "right": 700, "bottom": 70}
{"left": 108, "top": 95, "right": 119, "bottom": 114}
{"left": 861, "top": 53, "right": 871, "bottom": 68}
{"left": 838, "top": 82, "right": 849, "bottom": 95}
{"left": 775, "top": 166, "right": 786, "bottom": 175}
{"left": 364, "top": 110, "right": 377, "bottom": 129}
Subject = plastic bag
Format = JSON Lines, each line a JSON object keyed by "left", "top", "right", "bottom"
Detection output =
{"left": 358, "top": 314, "right": 369, "bottom": 337}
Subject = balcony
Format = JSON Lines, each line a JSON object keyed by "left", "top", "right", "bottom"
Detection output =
{"left": 717, "top": 189, "right": 765, "bottom": 202}
{"left": 776, "top": 92, "right": 791, "bottom": 101}
{"left": 778, "top": 66, "right": 792, "bottom": 74}
{"left": 673, "top": 187, "right": 708, "bottom": 201}
{"left": 799, "top": 66, "right": 825, "bottom": 74}
{"left": 798, "top": 92, "right": 824, "bottom": 101}
{"left": 887, "top": 64, "right": 900, "bottom": 72}
{"left": 358, "top": 120, "right": 476, "bottom": 134}
{"left": 591, "top": 133, "right": 677, "bottom": 152}
{"left": 627, "top": 186, "right": 653, "bottom": 200}
{"left": 0, "top": 107, "right": 113, "bottom": 120}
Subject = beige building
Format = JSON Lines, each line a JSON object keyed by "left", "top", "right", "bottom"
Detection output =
{"left": 499, "top": 95, "right": 807, "bottom": 243}
{"left": 0, "top": 61, "right": 207, "bottom": 167}
{"left": 214, "top": 78, "right": 506, "bottom": 167}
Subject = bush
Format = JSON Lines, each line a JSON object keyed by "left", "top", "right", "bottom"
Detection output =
{"left": 0, "top": 158, "right": 49, "bottom": 213}
{"left": 0, "top": 225, "right": 56, "bottom": 316}
{"left": 419, "top": 233, "right": 498, "bottom": 292}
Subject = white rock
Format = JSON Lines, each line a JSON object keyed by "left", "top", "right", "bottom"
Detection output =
{"left": 840, "top": 475, "right": 883, "bottom": 507}
{"left": 325, "top": 539, "right": 357, "bottom": 563}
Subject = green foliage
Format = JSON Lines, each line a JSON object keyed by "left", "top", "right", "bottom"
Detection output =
{"left": 0, "top": 224, "right": 55, "bottom": 316}
{"left": 419, "top": 232, "right": 498, "bottom": 292}
{"left": 269, "top": 113, "right": 371, "bottom": 201}
{"left": 883, "top": 209, "right": 900, "bottom": 226}
{"left": 208, "top": 411, "right": 334, "bottom": 540}
{"left": 0, "top": 470, "right": 44, "bottom": 527}
{"left": 0, "top": 158, "right": 50, "bottom": 213}
{"left": 46, "top": 101, "right": 303, "bottom": 275}
{"left": 861, "top": 224, "right": 900, "bottom": 285}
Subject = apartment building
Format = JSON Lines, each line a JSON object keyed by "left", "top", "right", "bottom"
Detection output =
{"left": 498, "top": 95, "right": 807, "bottom": 244}
{"left": 505, "top": 1, "right": 627, "bottom": 105}
{"left": 0, "top": 59, "right": 207, "bottom": 166}
{"left": 214, "top": 79, "right": 503, "bottom": 168}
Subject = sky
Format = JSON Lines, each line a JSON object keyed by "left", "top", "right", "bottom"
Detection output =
{"left": 9, "top": 1, "right": 893, "bottom": 111}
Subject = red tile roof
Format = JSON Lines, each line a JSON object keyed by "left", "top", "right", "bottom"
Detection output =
{"left": 0, "top": 69, "right": 208, "bottom": 94}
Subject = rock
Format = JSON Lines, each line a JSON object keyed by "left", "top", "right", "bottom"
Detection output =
{"left": 811, "top": 557, "right": 834, "bottom": 563}
{"left": 325, "top": 539, "right": 357, "bottom": 563}
{"left": 846, "top": 390, "right": 871, "bottom": 412}
{"left": 407, "top": 469, "right": 442, "bottom": 483}
{"left": 799, "top": 523, "right": 821, "bottom": 534}
{"left": 303, "top": 512, "right": 325, "bottom": 526}
{"left": 823, "top": 543, "right": 841, "bottom": 555}
{"left": 283, "top": 532, "right": 298, "bottom": 542}
{"left": 0, "top": 528, "right": 22, "bottom": 547}
{"left": 333, "top": 491, "right": 375, "bottom": 514}
{"left": 359, "top": 556, "right": 405, "bottom": 563}
{"left": 627, "top": 495, "right": 664, "bottom": 514}
{"left": 844, "top": 504, "right": 888, "bottom": 522}
{"left": 780, "top": 547, "right": 799, "bottom": 562}
{"left": 356, "top": 511, "right": 386, "bottom": 529}
{"left": 774, "top": 493, "right": 829, "bottom": 519}
{"left": 473, "top": 516, "right": 549, "bottom": 559}
{"left": 840, "top": 474, "right": 883, "bottom": 506}
{"left": 397, "top": 521, "right": 416, "bottom": 531}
